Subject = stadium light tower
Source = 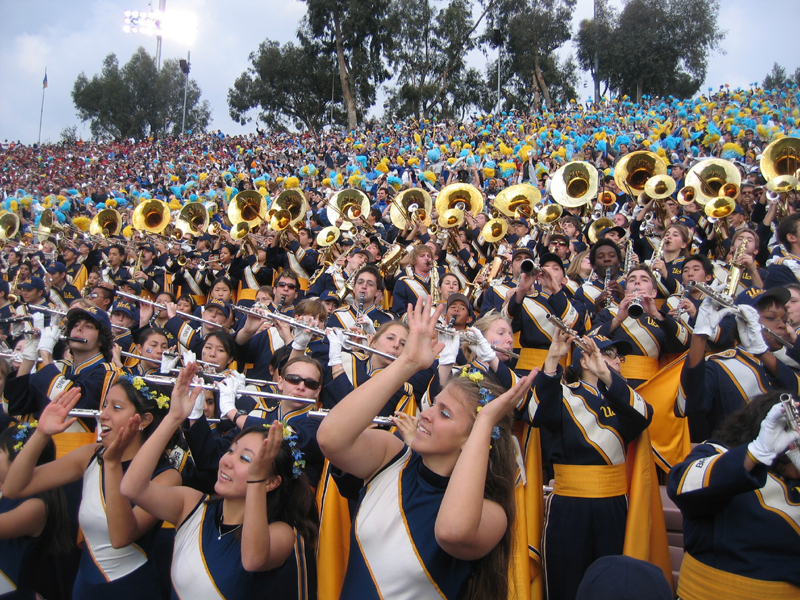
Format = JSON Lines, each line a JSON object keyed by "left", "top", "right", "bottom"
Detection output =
{"left": 123, "top": 1, "right": 197, "bottom": 71}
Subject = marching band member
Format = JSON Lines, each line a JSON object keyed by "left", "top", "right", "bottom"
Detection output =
{"left": 15, "top": 276, "right": 57, "bottom": 326}
{"left": 120, "top": 362, "right": 319, "bottom": 600}
{"left": 130, "top": 243, "right": 164, "bottom": 302}
{"left": 648, "top": 223, "right": 691, "bottom": 301}
{"left": 110, "top": 299, "right": 138, "bottom": 354}
{"left": 307, "top": 247, "right": 370, "bottom": 301}
{"left": 317, "top": 296, "right": 535, "bottom": 600}
{"left": 532, "top": 331, "right": 651, "bottom": 600}
{"left": 117, "top": 327, "right": 171, "bottom": 377}
{"left": 575, "top": 239, "right": 625, "bottom": 316}
{"left": 505, "top": 252, "right": 587, "bottom": 372}
{"left": 4, "top": 381, "right": 181, "bottom": 599}
{"left": 265, "top": 227, "right": 318, "bottom": 295}
{"left": 101, "top": 245, "right": 132, "bottom": 287}
{"left": 478, "top": 247, "right": 529, "bottom": 318}
{"left": 676, "top": 287, "right": 800, "bottom": 441}
{"left": 326, "top": 265, "right": 394, "bottom": 332}
{"left": 460, "top": 313, "right": 518, "bottom": 389}
{"left": 722, "top": 228, "right": 764, "bottom": 293}
{"left": 237, "top": 242, "right": 275, "bottom": 305}
{"left": 60, "top": 243, "right": 89, "bottom": 291}
{"left": 765, "top": 212, "right": 800, "bottom": 288}
{"left": 391, "top": 244, "right": 440, "bottom": 317}
{"left": 162, "top": 298, "right": 229, "bottom": 357}
{"left": 592, "top": 264, "right": 689, "bottom": 387}
{"left": 665, "top": 255, "right": 716, "bottom": 331}
{"left": 44, "top": 262, "right": 81, "bottom": 312}
{"left": 668, "top": 393, "right": 800, "bottom": 600}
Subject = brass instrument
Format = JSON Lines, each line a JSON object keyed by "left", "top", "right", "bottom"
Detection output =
{"left": 677, "top": 185, "right": 696, "bottom": 206}
{"left": 724, "top": 237, "right": 747, "bottom": 297}
{"left": 229, "top": 190, "right": 268, "bottom": 228}
{"left": 389, "top": 188, "right": 433, "bottom": 230}
{"left": 8, "top": 268, "right": 21, "bottom": 303}
{"left": 587, "top": 217, "right": 615, "bottom": 244}
{"left": 435, "top": 183, "right": 485, "bottom": 219}
{"left": 765, "top": 174, "right": 799, "bottom": 221}
{"left": 535, "top": 203, "right": 563, "bottom": 233}
{"left": 0, "top": 212, "right": 20, "bottom": 240}
{"left": 684, "top": 159, "right": 741, "bottom": 206}
{"left": 546, "top": 313, "right": 591, "bottom": 352}
{"left": 268, "top": 190, "right": 307, "bottom": 245}
{"left": 89, "top": 209, "right": 122, "bottom": 237}
{"left": 336, "top": 265, "right": 360, "bottom": 303}
{"left": 132, "top": 199, "right": 171, "bottom": 234}
{"left": 646, "top": 237, "right": 666, "bottom": 280}
{"left": 326, "top": 188, "right": 370, "bottom": 233}
{"left": 693, "top": 282, "right": 794, "bottom": 349}
{"left": 376, "top": 244, "right": 406, "bottom": 278}
{"left": 642, "top": 174, "right": 677, "bottom": 201}
{"left": 614, "top": 151, "right": 667, "bottom": 197}
{"left": 494, "top": 184, "right": 541, "bottom": 219}
{"left": 704, "top": 196, "right": 736, "bottom": 254}
{"left": 175, "top": 202, "right": 209, "bottom": 238}
{"left": 133, "top": 250, "right": 145, "bottom": 285}
{"left": 430, "top": 257, "right": 441, "bottom": 304}
{"left": 760, "top": 137, "right": 800, "bottom": 181}
{"left": 551, "top": 161, "right": 598, "bottom": 208}
{"left": 520, "top": 259, "right": 542, "bottom": 277}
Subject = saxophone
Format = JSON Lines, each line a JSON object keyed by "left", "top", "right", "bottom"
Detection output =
{"left": 723, "top": 237, "right": 747, "bottom": 298}
{"left": 430, "top": 257, "right": 441, "bottom": 304}
{"left": 134, "top": 250, "right": 145, "bottom": 284}
{"left": 646, "top": 237, "right": 666, "bottom": 280}
{"left": 622, "top": 238, "right": 634, "bottom": 276}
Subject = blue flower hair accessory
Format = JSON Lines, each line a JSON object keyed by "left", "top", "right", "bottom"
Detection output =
{"left": 264, "top": 421, "right": 305, "bottom": 479}
{"left": 119, "top": 373, "right": 170, "bottom": 410}
{"left": 459, "top": 367, "right": 500, "bottom": 440}
{"left": 12, "top": 421, "right": 38, "bottom": 453}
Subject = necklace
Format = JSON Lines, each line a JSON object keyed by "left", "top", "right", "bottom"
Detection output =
{"left": 217, "top": 511, "right": 242, "bottom": 541}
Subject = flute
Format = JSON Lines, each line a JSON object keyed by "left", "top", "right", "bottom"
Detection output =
{"left": 546, "top": 313, "right": 592, "bottom": 352}
{"left": 434, "top": 321, "right": 519, "bottom": 358}
{"left": 20, "top": 331, "right": 87, "bottom": 343}
{"left": 232, "top": 305, "right": 396, "bottom": 361}
{"left": 309, "top": 409, "right": 394, "bottom": 426}
{"left": 693, "top": 283, "right": 795, "bottom": 349}
{"left": 168, "top": 368, "right": 278, "bottom": 388}
{"left": 69, "top": 409, "right": 101, "bottom": 418}
{"left": 115, "top": 290, "right": 221, "bottom": 329}
{"left": 0, "top": 352, "right": 42, "bottom": 363}
{"left": 141, "top": 375, "right": 316, "bottom": 404}
{"left": 160, "top": 351, "right": 220, "bottom": 370}
{"left": 27, "top": 305, "right": 67, "bottom": 317}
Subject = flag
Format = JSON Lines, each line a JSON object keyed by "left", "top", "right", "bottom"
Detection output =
{"left": 43, "top": 71, "right": 48, "bottom": 89}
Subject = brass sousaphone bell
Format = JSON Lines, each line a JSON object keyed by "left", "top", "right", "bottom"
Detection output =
{"left": 494, "top": 184, "right": 541, "bottom": 219}
{"left": 269, "top": 189, "right": 307, "bottom": 234}
{"left": 132, "top": 199, "right": 171, "bottom": 234}
{"left": 481, "top": 218, "right": 509, "bottom": 243}
{"left": 760, "top": 137, "right": 800, "bottom": 181}
{"left": 89, "top": 209, "right": 122, "bottom": 237}
{"left": 684, "top": 159, "right": 741, "bottom": 206}
{"left": 390, "top": 188, "right": 433, "bottom": 230}
{"left": 327, "top": 188, "right": 370, "bottom": 227}
{"left": 614, "top": 151, "right": 667, "bottom": 196}
{"left": 229, "top": 190, "right": 268, "bottom": 228}
{"left": 0, "top": 212, "right": 20, "bottom": 240}
{"left": 704, "top": 196, "right": 736, "bottom": 220}
{"left": 587, "top": 216, "right": 615, "bottom": 244}
{"left": 435, "top": 183, "right": 485, "bottom": 218}
{"left": 551, "top": 161, "right": 599, "bottom": 207}
{"left": 175, "top": 202, "right": 209, "bottom": 239}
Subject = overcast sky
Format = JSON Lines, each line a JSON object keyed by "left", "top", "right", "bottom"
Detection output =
{"left": 1, "top": 0, "right": 798, "bottom": 145}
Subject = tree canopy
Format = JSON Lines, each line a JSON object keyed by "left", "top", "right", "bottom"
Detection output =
{"left": 575, "top": 0, "right": 725, "bottom": 101}
{"left": 72, "top": 47, "right": 211, "bottom": 140}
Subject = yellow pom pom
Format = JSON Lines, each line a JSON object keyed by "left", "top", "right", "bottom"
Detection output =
{"left": 284, "top": 176, "right": 300, "bottom": 189}
{"left": 122, "top": 225, "right": 133, "bottom": 238}
{"left": 72, "top": 216, "right": 90, "bottom": 232}
{"left": 199, "top": 172, "right": 208, "bottom": 181}
{"left": 397, "top": 156, "right": 405, "bottom": 166}
{"left": 482, "top": 167, "right": 495, "bottom": 178}
{"left": 414, "top": 133, "right": 421, "bottom": 144}
{"left": 170, "top": 174, "right": 179, "bottom": 182}
{"left": 322, "top": 178, "right": 331, "bottom": 188}
{"left": 169, "top": 199, "right": 181, "bottom": 210}
{"left": 276, "top": 177, "right": 285, "bottom": 184}
{"left": 9, "top": 200, "right": 18, "bottom": 212}
{"left": 106, "top": 199, "right": 117, "bottom": 208}
{"left": 375, "top": 162, "right": 389, "bottom": 174}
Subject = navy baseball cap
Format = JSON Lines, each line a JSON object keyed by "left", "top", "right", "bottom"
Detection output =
{"left": 46, "top": 262, "right": 67, "bottom": 274}
{"left": 67, "top": 304, "right": 112, "bottom": 333}
{"left": 118, "top": 278, "right": 142, "bottom": 295}
{"left": 539, "top": 252, "right": 564, "bottom": 272}
{"left": 19, "top": 277, "right": 45, "bottom": 291}
{"left": 512, "top": 247, "right": 534, "bottom": 261}
{"left": 575, "top": 555, "right": 672, "bottom": 600}
{"left": 0, "top": 280, "right": 9, "bottom": 295}
{"left": 319, "top": 290, "right": 343, "bottom": 307}
{"left": 111, "top": 300, "right": 138, "bottom": 320}
{"left": 735, "top": 286, "right": 790, "bottom": 308}
{"left": 141, "top": 243, "right": 156, "bottom": 254}
{"left": 571, "top": 334, "right": 632, "bottom": 368}
{"left": 204, "top": 298, "right": 231, "bottom": 318}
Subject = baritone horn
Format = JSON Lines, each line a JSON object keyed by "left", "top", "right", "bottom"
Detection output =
{"left": 551, "top": 161, "right": 598, "bottom": 207}
{"left": 132, "top": 199, "right": 171, "bottom": 234}
{"left": 228, "top": 190, "right": 267, "bottom": 228}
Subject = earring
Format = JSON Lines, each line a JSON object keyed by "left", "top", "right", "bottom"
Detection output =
{"left": 139, "top": 427, "right": 144, "bottom": 431}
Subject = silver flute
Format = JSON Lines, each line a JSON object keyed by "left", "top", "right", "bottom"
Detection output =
{"left": 309, "top": 409, "right": 394, "bottom": 426}
{"left": 120, "top": 350, "right": 220, "bottom": 371}
{"left": 232, "top": 305, "right": 395, "bottom": 361}
{"left": 168, "top": 368, "right": 277, "bottom": 388}
{"left": 69, "top": 409, "right": 101, "bottom": 418}
{"left": 115, "top": 290, "right": 221, "bottom": 328}
{"left": 693, "top": 282, "right": 794, "bottom": 349}
{"left": 546, "top": 313, "right": 592, "bottom": 353}
{"left": 141, "top": 374, "right": 316, "bottom": 404}
{"left": 780, "top": 393, "right": 800, "bottom": 437}
{"left": 434, "top": 319, "right": 520, "bottom": 359}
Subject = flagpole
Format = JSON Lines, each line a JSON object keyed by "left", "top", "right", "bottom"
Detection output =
{"left": 37, "top": 67, "right": 47, "bottom": 146}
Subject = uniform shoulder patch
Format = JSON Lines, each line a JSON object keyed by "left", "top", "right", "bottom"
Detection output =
{"left": 708, "top": 349, "right": 737, "bottom": 360}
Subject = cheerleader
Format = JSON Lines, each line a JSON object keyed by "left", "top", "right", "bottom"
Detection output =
{"left": 120, "top": 362, "right": 318, "bottom": 600}
{"left": 667, "top": 393, "right": 800, "bottom": 599}
{"left": 0, "top": 423, "right": 71, "bottom": 600}
{"left": 532, "top": 330, "right": 652, "bottom": 600}
{"left": 3, "top": 379, "right": 181, "bottom": 599}
{"left": 317, "top": 296, "right": 535, "bottom": 600}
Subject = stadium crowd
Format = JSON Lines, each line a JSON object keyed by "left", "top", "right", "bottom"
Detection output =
{"left": 0, "top": 82, "right": 798, "bottom": 600}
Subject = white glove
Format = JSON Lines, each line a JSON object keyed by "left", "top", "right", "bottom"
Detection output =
{"left": 787, "top": 447, "right": 800, "bottom": 472}
{"left": 291, "top": 326, "right": 313, "bottom": 351}
{"left": 736, "top": 305, "right": 768, "bottom": 355}
{"left": 327, "top": 329, "right": 345, "bottom": 367}
{"left": 693, "top": 297, "right": 735, "bottom": 338}
{"left": 218, "top": 373, "right": 244, "bottom": 417}
{"left": 160, "top": 353, "right": 180, "bottom": 374}
{"left": 188, "top": 389, "right": 205, "bottom": 420}
{"left": 32, "top": 313, "right": 45, "bottom": 331}
{"left": 358, "top": 317, "right": 376, "bottom": 336}
{"left": 37, "top": 325, "right": 60, "bottom": 355}
{"left": 182, "top": 349, "right": 196, "bottom": 365}
{"left": 21, "top": 336, "right": 38, "bottom": 362}
{"left": 438, "top": 331, "right": 461, "bottom": 366}
{"left": 468, "top": 327, "right": 496, "bottom": 363}
{"left": 747, "top": 403, "right": 800, "bottom": 465}
{"left": 10, "top": 352, "right": 22, "bottom": 364}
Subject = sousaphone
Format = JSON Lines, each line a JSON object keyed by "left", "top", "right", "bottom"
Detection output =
{"left": 132, "top": 199, "right": 171, "bottom": 234}
{"left": 229, "top": 190, "right": 268, "bottom": 227}
{"left": 684, "top": 159, "right": 741, "bottom": 206}
{"left": 494, "top": 184, "right": 541, "bottom": 219}
{"left": 552, "top": 161, "right": 599, "bottom": 207}
{"left": 614, "top": 151, "right": 666, "bottom": 196}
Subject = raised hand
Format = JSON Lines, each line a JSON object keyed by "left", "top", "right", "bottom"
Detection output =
{"left": 38, "top": 387, "right": 82, "bottom": 436}
{"left": 402, "top": 295, "right": 445, "bottom": 371}
{"left": 168, "top": 362, "right": 204, "bottom": 422}
{"left": 102, "top": 415, "right": 141, "bottom": 463}
{"left": 391, "top": 412, "right": 418, "bottom": 445}
{"left": 474, "top": 370, "right": 537, "bottom": 428}
{"left": 248, "top": 420, "right": 284, "bottom": 483}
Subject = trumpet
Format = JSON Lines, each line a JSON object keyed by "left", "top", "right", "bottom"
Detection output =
{"left": 693, "top": 282, "right": 794, "bottom": 349}
{"left": 141, "top": 375, "right": 314, "bottom": 404}
{"left": 780, "top": 393, "right": 800, "bottom": 437}
{"left": 520, "top": 259, "right": 542, "bottom": 277}
{"left": 309, "top": 409, "right": 394, "bottom": 426}
{"left": 115, "top": 291, "right": 222, "bottom": 329}
{"left": 546, "top": 313, "right": 591, "bottom": 353}
{"left": 231, "top": 305, "right": 396, "bottom": 361}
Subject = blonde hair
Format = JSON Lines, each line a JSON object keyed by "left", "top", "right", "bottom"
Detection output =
{"left": 462, "top": 313, "right": 511, "bottom": 364}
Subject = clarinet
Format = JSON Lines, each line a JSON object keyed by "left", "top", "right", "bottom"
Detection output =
{"left": 598, "top": 267, "right": 612, "bottom": 309}
{"left": 674, "top": 282, "right": 695, "bottom": 322}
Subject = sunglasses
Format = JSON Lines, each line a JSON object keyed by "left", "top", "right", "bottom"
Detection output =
{"left": 282, "top": 373, "right": 321, "bottom": 390}
{"left": 276, "top": 282, "right": 297, "bottom": 290}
